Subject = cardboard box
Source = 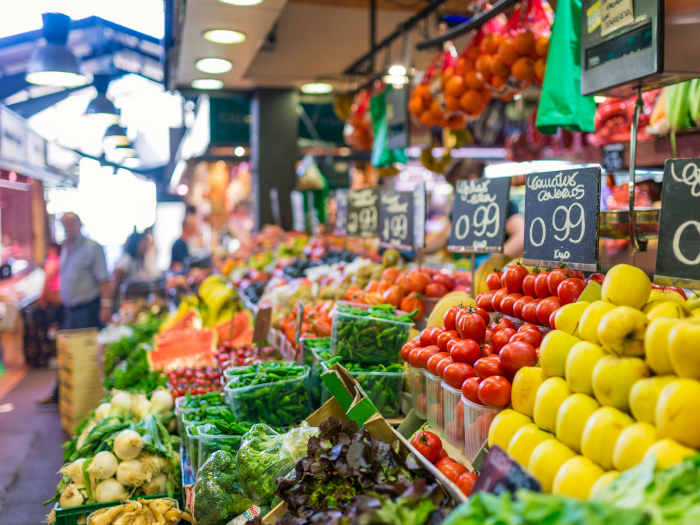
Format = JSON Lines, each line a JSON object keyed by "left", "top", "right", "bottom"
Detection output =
{"left": 262, "top": 363, "right": 467, "bottom": 523}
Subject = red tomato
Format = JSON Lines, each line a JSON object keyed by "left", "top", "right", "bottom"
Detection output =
{"left": 443, "top": 362, "right": 476, "bottom": 388}
{"left": 522, "top": 299, "right": 540, "bottom": 324}
{"left": 457, "top": 472, "right": 478, "bottom": 497}
{"left": 474, "top": 307, "right": 490, "bottom": 325}
{"left": 478, "top": 375, "right": 511, "bottom": 407}
{"left": 536, "top": 296, "right": 561, "bottom": 326}
{"left": 491, "top": 288, "right": 509, "bottom": 312}
{"left": 476, "top": 291, "right": 495, "bottom": 312}
{"left": 415, "top": 345, "right": 441, "bottom": 368}
{"left": 519, "top": 323, "right": 540, "bottom": 332}
{"left": 436, "top": 457, "right": 468, "bottom": 482}
{"left": 481, "top": 342, "right": 496, "bottom": 356}
{"left": 486, "top": 272, "right": 502, "bottom": 290}
{"left": 456, "top": 311, "right": 487, "bottom": 342}
{"left": 504, "top": 264, "right": 528, "bottom": 293}
{"left": 549, "top": 310, "right": 557, "bottom": 329}
{"left": 499, "top": 341, "right": 538, "bottom": 376}
{"left": 432, "top": 272, "right": 456, "bottom": 290}
{"left": 492, "top": 327, "right": 515, "bottom": 352}
{"left": 513, "top": 296, "right": 534, "bottom": 319}
{"left": 420, "top": 326, "right": 444, "bottom": 346}
{"left": 587, "top": 272, "right": 605, "bottom": 284}
{"left": 401, "top": 339, "right": 420, "bottom": 361}
{"left": 534, "top": 272, "right": 551, "bottom": 298}
{"left": 499, "top": 293, "right": 522, "bottom": 316}
{"left": 435, "top": 356, "right": 454, "bottom": 377}
{"left": 443, "top": 306, "right": 460, "bottom": 330}
{"left": 485, "top": 327, "right": 493, "bottom": 344}
{"left": 547, "top": 269, "right": 572, "bottom": 296}
{"left": 437, "top": 330, "right": 458, "bottom": 352}
{"left": 496, "top": 317, "right": 515, "bottom": 330}
{"left": 426, "top": 352, "right": 451, "bottom": 375}
{"left": 522, "top": 273, "right": 537, "bottom": 297}
{"left": 382, "top": 285, "right": 403, "bottom": 307}
{"left": 461, "top": 376, "right": 481, "bottom": 403}
{"left": 425, "top": 282, "right": 449, "bottom": 298}
{"left": 510, "top": 329, "right": 542, "bottom": 347}
{"left": 410, "top": 430, "right": 443, "bottom": 463}
{"left": 437, "top": 448, "right": 448, "bottom": 460}
{"left": 404, "top": 270, "right": 431, "bottom": 293}
{"left": 450, "top": 339, "right": 482, "bottom": 364}
{"left": 474, "top": 355, "right": 504, "bottom": 379}
{"left": 557, "top": 277, "right": 586, "bottom": 305}
{"left": 407, "top": 347, "right": 424, "bottom": 368}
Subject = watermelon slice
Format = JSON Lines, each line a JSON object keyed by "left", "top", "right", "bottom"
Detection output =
{"left": 163, "top": 309, "right": 201, "bottom": 333}
{"left": 149, "top": 328, "right": 217, "bottom": 370}
{"left": 216, "top": 310, "right": 254, "bottom": 345}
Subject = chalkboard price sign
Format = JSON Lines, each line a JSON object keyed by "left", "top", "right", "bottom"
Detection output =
{"left": 523, "top": 167, "right": 601, "bottom": 271}
{"left": 655, "top": 158, "right": 700, "bottom": 288}
{"left": 378, "top": 185, "right": 425, "bottom": 250}
{"left": 346, "top": 187, "right": 379, "bottom": 238}
{"left": 447, "top": 177, "right": 511, "bottom": 253}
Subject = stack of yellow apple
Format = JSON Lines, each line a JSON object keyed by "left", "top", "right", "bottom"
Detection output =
{"left": 487, "top": 263, "right": 700, "bottom": 500}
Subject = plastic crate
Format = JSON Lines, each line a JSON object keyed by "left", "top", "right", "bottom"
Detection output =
{"left": 409, "top": 365, "right": 426, "bottom": 418}
{"left": 198, "top": 430, "right": 244, "bottom": 468}
{"left": 462, "top": 394, "right": 500, "bottom": 462}
{"left": 320, "top": 361, "right": 404, "bottom": 418}
{"left": 54, "top": 494, "right": 181, "bottom": 525}
{"left": 226, "top": 367, "right": 311, "bottom": 428}
{"left": 424, "top": 370, "right": 444, "bottom": 431}
{"left": 87, "top": 497, "right": 179, "bottom": 524}
{"left": 442, "top": 381, "right": 464, "bottom": 449}
{"left": 331, "top": 302, "right": 411, "bottom": 365}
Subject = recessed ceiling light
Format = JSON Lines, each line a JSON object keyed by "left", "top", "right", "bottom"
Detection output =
{"left": 203, "top": 29, "right": 246, "bottom": 44}
{"left": 300, "top": 82, "right": 333, "bottom": 94}
{"left": 219, "top": 0, "right": 263, "bottom": 5}
{"left": 191, "top": 78, "right": 224, "bottom": 90}
{"left": 234, "top": 146, "right": 245, "bottom": 156}
{"left": 195, "top": 57, "right": 232, "bottom": 74}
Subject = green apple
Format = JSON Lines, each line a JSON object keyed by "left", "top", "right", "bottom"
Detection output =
{"left": 577, "top": 301, "right": 616, "bottom": 344}
{"left": 592, "top": 355, "right": 650, "bottom": 411}
{"left": 601, "top": 264, "right": 651, "bottom": 310}
{"left": 597, "top": 306, "right": 647, "bottom": 356}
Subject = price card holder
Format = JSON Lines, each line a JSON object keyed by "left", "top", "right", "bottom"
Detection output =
{"left": 346, "top": 187, "right": 379, "bottom": 238}
{"left": 523, "top": 167, "right": 601, "bottom": 271}
{"left": 252, "top": 307, "right": 272, "bottom": 346}
{"left": 654, "top": 158, "right": 700, "bottom": 288}
{"left": 447, "top": 177, "right": 511, "bottom": 253}
{"left": 378, "top": 184, "right": 425, "bottom": 250}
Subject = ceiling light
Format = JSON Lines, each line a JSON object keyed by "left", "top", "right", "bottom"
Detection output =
{"left": 104, "top": 124, "right": 129, "bottom": 147}
{"left": 300, "top": 82, "right": 333, "bottom": 95}
{"left": 203, "top": 29, "right": 246, "bottom": 44}
{"left": 219, "top": 0, "right": 263, "bottom": 5}
{"left": 26, "top": 13, "right": 90, "bottom": 88}
{"left": 195, "top": 57, "right": 232, "bottom": 74}
{"left": 234, "top": 146, "right": 245, "bottom": 157}
{"left": 388, "top": 64, "right": 407, "bottom": 76}
{"left": 176, "top": 184, "right": 189, "bottom": 196}
{"left": 85, "top": 74, "right": 119, "bottom": 124}
{"left": 115, "top": 143, "right": 136, "bottom": 156}
{"left": 191, "top": 78, "right": 224, "bottom": 90}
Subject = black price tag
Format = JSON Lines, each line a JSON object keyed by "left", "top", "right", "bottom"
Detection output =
{"left": 378, "top": 185, "right": 425, "bottom": 250}
{"left": 523, "top": 167, "right": 601, "bottom": 271}
{"left": 346, "top": 188, "right": 379, "bottom": 238}
{"left": 603, "top": 143, "right": 625, "bottom": 173}
{"left": 655, "top": 158, "right": 700, "bottom": 288}
{"left": 447, "top": 177, "right": 511, "bottom": 253}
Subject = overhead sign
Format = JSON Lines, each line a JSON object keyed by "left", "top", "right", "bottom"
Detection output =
{"left": 448, "top": 177, "right": 511, "bottom": 253}
{"left": 655, "top": 158, "right": 700, "bottom": 288}
{"left": 523, "top": 167, "right": 601, "bottom": 271}
{"left": 378, "top": 185, "right": 425, "bottom": 250}
{"left": 346, "top": 187, "right": 379, "bottom": 238}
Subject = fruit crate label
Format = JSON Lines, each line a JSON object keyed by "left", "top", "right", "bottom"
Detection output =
{"left": 346, "top": 187, "right": 379, "bottom": 238}
{"left": 378, "top": 185, "right": 425, "bottom": 250}
{"left": 654, "top": 158, "right": 700, "bottom": 288}
{"left": 447, "top": 177, "right": 511, "bottom": 253}
{"left": 523, "top": 167, "right": 601, "bottom": 271}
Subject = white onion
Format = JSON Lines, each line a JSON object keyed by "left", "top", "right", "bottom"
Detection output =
{"left": 59, "top": 458, "right": 86, "bottom": 485}
{"left": 112, "top": 429, "right": 144, "bottom": 460}
{"left": 94, "top": 478, "right": 127, "bottom": 503}
{"left": 110, "top": 391, "right": 131, "bottom": 413}
{"left": 116, "top": 459, "right": 151, "bottom": 487}
{"left": 130, "top": 394, "right": 151, "bottom": 420}
{"left": 140, "top": 453, "right": 169, "bottom": 474}
{"left": 95, "top": 402, "right": 111, "bottom": 420}
{"left": 59, "top": 484, "right": 85, "bottom": 508}
{"left": 87, "top": 451, "right": 118, "bottom": 480}
{"left": 76, "top": 422, "right": 96, "bottom": 450}
{"left": 142, "top": 473, "right": 167, "bottom": 496}
{"left": 150, "top": 389, "right": 173, "bottom": 414}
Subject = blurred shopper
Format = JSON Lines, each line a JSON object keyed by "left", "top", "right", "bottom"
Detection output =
{"left": 28, "top": 242, "right": 64, "bottom": 366}
{"left": 170, "top": 212, "right": 198, "bottom": 272}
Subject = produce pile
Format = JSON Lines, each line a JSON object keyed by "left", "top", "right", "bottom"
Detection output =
{"left": 87, "top": 498, "right": 191, "bottom": 525}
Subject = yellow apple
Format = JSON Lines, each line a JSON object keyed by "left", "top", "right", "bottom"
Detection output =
{"left": 612, "top": 422, "right": 656, "bottom": 471}
{"left": 644, "top": 300, "right": 687, "bottom": 320}
{"left": 644, "top": 439, "right": 696, "bottom": 470}
{"left": 555, "top": 393, "right": 599, "bottom": 453}
{"left": 646, "top": 289, "right": 668, "bottom": 304}
{"left": 656, "top": 378, "right": 700, "bottom": 449}
{"left": 592, "top": 355, "right": 650, "bottom": 411}
{"left": 487, "top": 409, "right": 531, "bottom": 449}
{"left": 507, "top": 423, "right": 552, "bottom": 468}
{"left": 565, "top": 341, "right": 605, "bottom": 395}
{"left": 629, "top": 376, "right": 675, "bottom": 424}
{"left": 644, "top": 317, "right": 678, "bottom": 374}
{"left": 601, "top": 263, "right": 651, "bottom": 310}
{"left": 540, "top": 330, "right": 581, "bottom": 378}
{"left": 528, "top": 439, "right": 576, "bottom": 492}
{"left": 511, "top": 367, "right": 545, "bottom": 418}
{"left": 597, "top": 306, "right": 647, "bottom": 356}
{"left": 668, "top": 320, "right": 700, "bottom": 379}
{"left": 577, "top": 301, "right": 616, "bottom": 344}
{"left": 578, "top": 280, "right": 602, "bottom": 302}
{"left": 580, "top": 406, "right": 633, "bottom": 470}
{"left": 533, "top": 377, "right": 570, "bottom": 432}
{"left": 662, "top": 289, "right": 687, "bottom": 304}
{"left": 691, "top": 308, "right": 700, "bottom": 319}
{"left": 552, "top": 456, "right": 604, "bottom": 499}
{"left": 554, "top": 301, "right": 590, "bottom": 335}
{"left": 589, "top": 471, "right": 620, "bottom": 498}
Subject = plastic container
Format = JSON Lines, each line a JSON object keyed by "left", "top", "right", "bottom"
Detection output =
{"left": 409, "top": 365, "right": 426, "bottom": 418}
{"left": 424, "top": 370, "right": 444, "bottom": 431}
{"left": 442, "top": 381, "right": 464, "bottom": 449}
{"left": 184, "top": 423, "right": 201, "bottom": 473}
{"left": 462, "top": 394, "right": 500, "bottom": 462}
{"left": 226, "top": 367, "right": 311, "bottom": 428}
{"left": 320, "top": 361, "right": 404, "bottom": 418}
{"left": 310, "top": 348, "right": 335, "bottom": 408}
{"left": 331, "top": 302, "right": 411, "bottom": 365}
{"left": 198, "top": 430, "right": 243, "bottom": 467}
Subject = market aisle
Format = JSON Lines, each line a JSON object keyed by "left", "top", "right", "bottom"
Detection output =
{"left": 0, "top": 369, "right": 66, "bottom": 524}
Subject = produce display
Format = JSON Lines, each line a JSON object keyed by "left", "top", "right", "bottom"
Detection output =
{"left": 410, "top": 430, "right": 477, "bottom": 497}
{"left": 193, "top": 451, "right": 252, "bottom": 525}
{"left": 167, "top": 367, "right": 222, "bottom": 398}
{"left": 86, "top": 498, "right": 191, "bottom": 524}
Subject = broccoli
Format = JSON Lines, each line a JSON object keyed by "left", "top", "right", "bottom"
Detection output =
{"left": 194, "top": 450, "right": 253, "bottom": 525}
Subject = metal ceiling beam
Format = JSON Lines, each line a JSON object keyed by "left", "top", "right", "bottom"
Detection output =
{"left": 0, "top": 73, "right": 31, "bottom": 100}
{"left": 7, "top": 86, "right": 87, "bottom": 118}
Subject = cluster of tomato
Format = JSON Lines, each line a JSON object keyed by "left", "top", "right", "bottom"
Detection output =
{"left": 410, "top": 430, "right": 477, "bottom": 497}
{"left": 278, "top": 300, "right": 334, "bottom": 348}
{"left": 476, "top": 265, "right": 589, "bottom": 328}
{"left": 167, "top": 367, "right": 223, "bottom": 398}
{"left": 345, "top": 267, "right": 469, "bottom": 320}
{"left": 214, "top": 342, "right": 280, "bottom": 369}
